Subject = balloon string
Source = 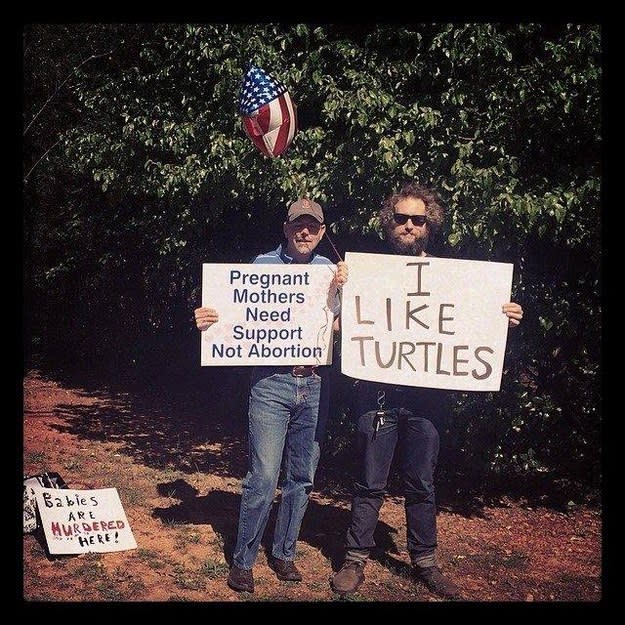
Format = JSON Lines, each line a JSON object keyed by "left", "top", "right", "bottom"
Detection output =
{"left": 324, "top": 230, "right": 343, "bottom": 263}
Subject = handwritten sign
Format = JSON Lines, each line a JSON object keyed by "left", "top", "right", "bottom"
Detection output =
{"left": 33, "top": 487, "right": 137, "bottom": 554}
{"left": 340, "top": 252, "right": 513, "bottom": 391}
{"left": 201, "top": 263, "right": 337, "bottom": 366}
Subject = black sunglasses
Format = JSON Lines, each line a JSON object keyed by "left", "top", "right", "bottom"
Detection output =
{"left": 393, "top": 213, "right": 427, "bottom": 227}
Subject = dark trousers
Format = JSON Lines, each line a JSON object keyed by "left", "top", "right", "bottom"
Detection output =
{"left": 345, "top": 388, "right": 443, "bottom": 563}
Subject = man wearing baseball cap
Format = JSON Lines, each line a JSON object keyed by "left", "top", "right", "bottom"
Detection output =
{"left": 195, "top": 198, "right": 348, "bottom": 593}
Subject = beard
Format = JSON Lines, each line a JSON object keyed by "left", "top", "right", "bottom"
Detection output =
{"left": 387, "top": 228, "right": 429, "bottom": 256}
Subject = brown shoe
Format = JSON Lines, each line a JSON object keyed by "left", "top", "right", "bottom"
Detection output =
{"left": 270, "top": 557, "right": 303, "bottom": 582}
{"left": 330, "top": 560, "right": 365, "bottom": 595}
{"left": 227, "top": 565, "right": 254, "bottom": 593}
{"left": 412, "top": 565, "right": 461, "bottom": 599}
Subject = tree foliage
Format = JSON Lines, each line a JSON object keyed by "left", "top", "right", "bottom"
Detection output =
{"left": 23, "top": 23, "right": 601, "bottom": 498}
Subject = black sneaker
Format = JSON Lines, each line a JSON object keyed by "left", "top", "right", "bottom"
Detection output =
{"left": 269, "top": 557, "right": 303, "bottom": 582}
{"left": 330, "top": 560, "right": 366, "bottom": 594}
{"left": 227, "top": 565, "right": 254, "bottom": 593}
{"left": 412, "top": 565, "right": 461, "bottom": 599}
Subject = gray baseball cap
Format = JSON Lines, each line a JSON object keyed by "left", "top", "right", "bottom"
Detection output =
{"left": 287, "top": 198, "right": 324, "bottom": 223}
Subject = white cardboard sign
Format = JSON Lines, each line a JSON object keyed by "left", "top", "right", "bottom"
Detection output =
{"left": 340, "top": 252, "right": 513, "bottom": 391}
{"left": 201, "top": 263, "right": 337, "bottom": 366}
{"left": 33, "top": 487, "right": 137, "bottom": 554}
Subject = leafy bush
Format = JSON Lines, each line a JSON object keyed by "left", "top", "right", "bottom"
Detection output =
{"left": 23, "top": 23, "right": 601, "bottom": 498}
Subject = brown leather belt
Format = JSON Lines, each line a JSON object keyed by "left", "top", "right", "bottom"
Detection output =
{"left": 291, "top": 365, "right": 318, "bottom": 377}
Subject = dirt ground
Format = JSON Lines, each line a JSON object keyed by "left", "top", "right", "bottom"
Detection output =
{"left": 22, "top": 369, "right": 602, "bottom": 603}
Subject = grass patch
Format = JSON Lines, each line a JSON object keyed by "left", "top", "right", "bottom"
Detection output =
{"left": 211, "top": 533, "right": 226, "bottom": 551}
{"left": 96, "top": 581, "right": 125, "bottom": 601}
{"left": 127, "top": 578, "right": 147, "bottom": 596}
{"left": 174, "top": 528, "right": 202, "bottom": 550}
{"left": 172, "top": 564, "right": 206, "bottom": 591}
{"left": 50, "top": 556, "right": 72, "bottom": 569}
{"left": 112, "top": 566, "right": 135, "bottom": 582}
{"left": 74, "top": 561, "right": 107, "bottom": 583}
{"left": 24, "top": 451, "right": 47, "bottom": 468}
{"left": 63, "top": 459, "right": 82, "bottom": 472}
{"left": 159, "top": 468, "right": 183, "bottom": 483}
{"left": 133, "top": 548, "right": 167, "bottom": 570}
{"left": 116, "top": 484, "right": 145, "bottom": 507}
{"left": 199, "top": 559, "right": 229, "bottom": 580}
{"left": 82, "top": 552, "right": 103, "bottom": 562}
{"left": 134, "top": 547, "right": 158, "bottom": 560}
{"left": 333, "top": 592, "right": 371, "bottom": 602}
{"left": 162, "top": 517, "right": 184, "bottom": 528}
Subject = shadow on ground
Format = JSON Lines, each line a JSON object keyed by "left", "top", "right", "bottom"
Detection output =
{"left": 42, "top": 364, "right": 251, "bottom": 480}
{"left": 151, "top": 480, "right": 403, "bottom": 573}
{"left": 27, "top": 354, "right": 588, "bottom": 517}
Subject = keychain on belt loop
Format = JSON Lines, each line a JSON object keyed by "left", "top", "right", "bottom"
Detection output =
{"left": 373, "top": 391, "right": 386, "bottom": 439}
{"left": 377, "top": 391, "right": 386, "bottom": 411}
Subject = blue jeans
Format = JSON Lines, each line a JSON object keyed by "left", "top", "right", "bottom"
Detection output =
{"left": 345, "top": 385, "right": 445, "bottom": 565}
{"left": 232, "top": 366, "right": 327, "bottom": 570}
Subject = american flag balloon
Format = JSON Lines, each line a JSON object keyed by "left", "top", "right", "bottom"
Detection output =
{"left": 238, "top": 65, "right": 298, "bottom": 158}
